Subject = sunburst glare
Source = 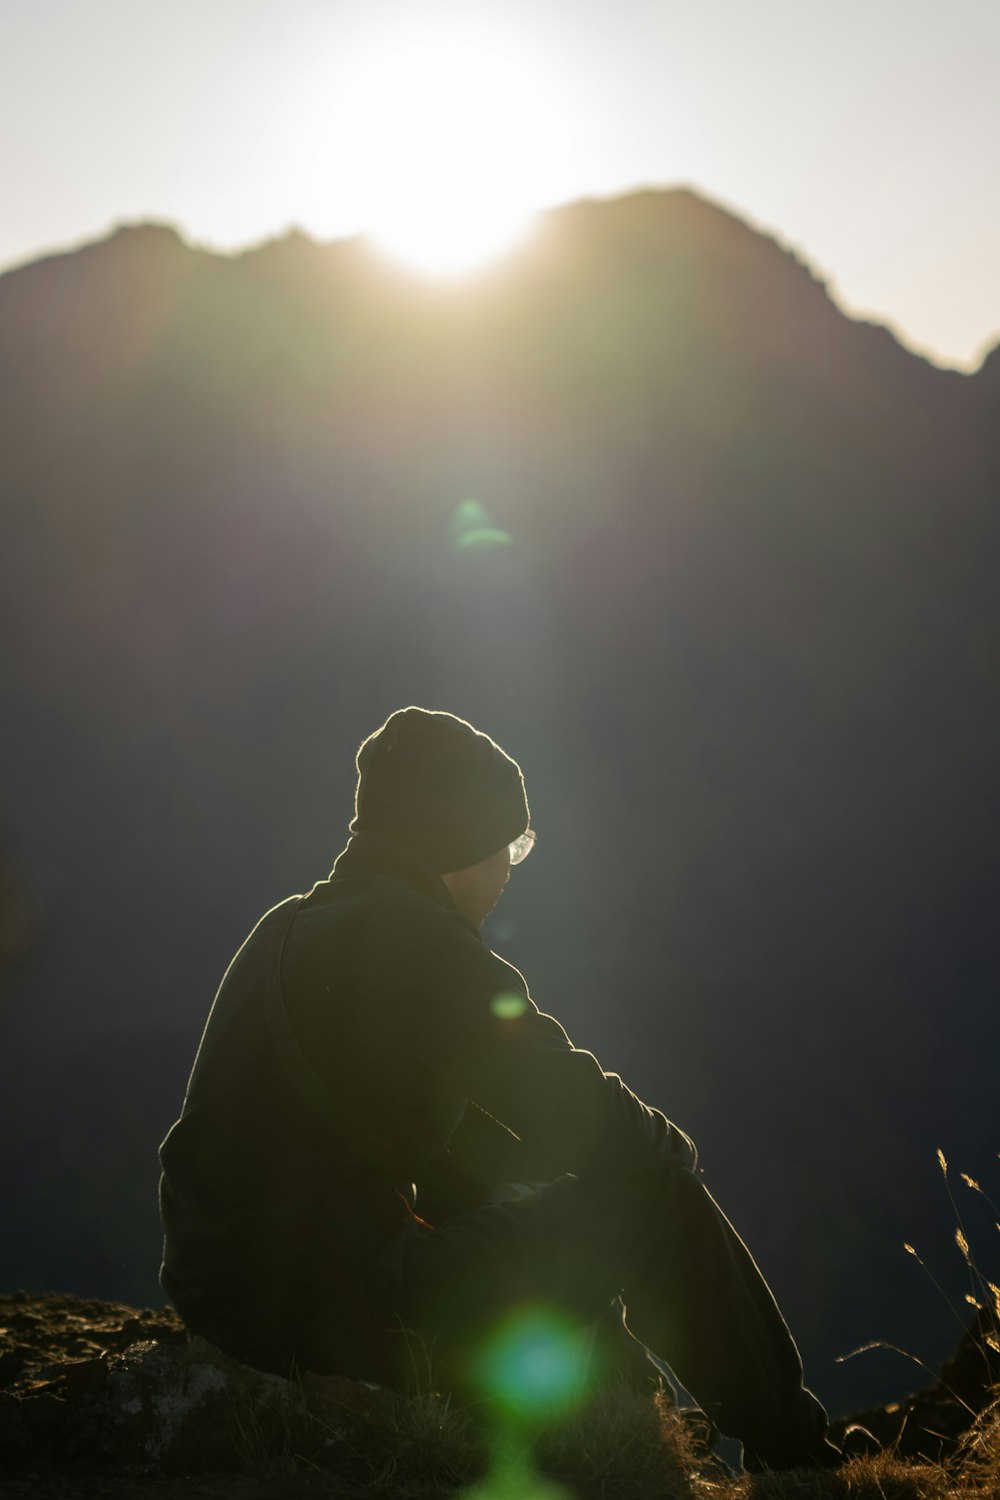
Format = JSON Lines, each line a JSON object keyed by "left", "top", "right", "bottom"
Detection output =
{"left": 333, "top": 25, "right": 572, "bottom": 275}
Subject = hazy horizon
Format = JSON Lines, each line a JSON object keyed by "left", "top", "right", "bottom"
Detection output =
{"left": 3, "top": 0, "right": 999, "bottom": 372}
{"left": 4, "top": 182, "right": 998, "bottom": 381}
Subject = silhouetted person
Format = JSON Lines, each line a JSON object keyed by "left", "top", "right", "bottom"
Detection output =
{"left": 159, "top": 707, "right": 837, "bottom": 1470}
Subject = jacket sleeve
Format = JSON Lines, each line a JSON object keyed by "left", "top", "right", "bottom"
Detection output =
{"left": 414, "top": 1102, "right": 532, "bottom": 1218}
{"left": 393, "top": 903, "right": 697, "bottom": 1183}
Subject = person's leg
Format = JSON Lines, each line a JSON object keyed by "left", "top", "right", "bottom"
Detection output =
{"left": 376, "top": 1159, "right": 831, "bottom": 1465}
{"left": 607, "top": 1162, "right": 831, "bottom": 1467}
{"left": 589, "top": 1296, "right": 664, "bottom": 1394}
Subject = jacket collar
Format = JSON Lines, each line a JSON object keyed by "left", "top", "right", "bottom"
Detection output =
{"left": 330, "top": 832, "right": 457, "bottom": 911}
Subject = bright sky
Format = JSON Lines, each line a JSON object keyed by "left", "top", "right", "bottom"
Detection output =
{"left": 3, "top": 0, "right": 998, "bottom": 369}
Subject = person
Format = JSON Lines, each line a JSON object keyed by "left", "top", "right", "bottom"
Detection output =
{"left": 158, "top": 706, "right": 837, "bottom": 1470}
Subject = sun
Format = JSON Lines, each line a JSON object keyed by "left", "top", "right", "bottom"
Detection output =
{"left": 333, "top": 27, "right": 569, "bottom": 276}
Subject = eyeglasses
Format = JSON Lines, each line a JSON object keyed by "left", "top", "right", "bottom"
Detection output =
{"left": 509, "top": 828, "right": 536, "bottom": 866}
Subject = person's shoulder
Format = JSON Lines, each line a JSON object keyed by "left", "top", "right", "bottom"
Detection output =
{"left": 226, "top": 893, "right": 303, "bottom": 963}
{"left": 376, "top": 881, "right": 482, "bottom": 947}
{"left": 312, "top": 869, "right": 478, "bottom": 948}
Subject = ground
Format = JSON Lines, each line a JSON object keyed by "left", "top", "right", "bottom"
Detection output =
{"left": 1, "top": 1291, "right": 997, "bottom": 1499}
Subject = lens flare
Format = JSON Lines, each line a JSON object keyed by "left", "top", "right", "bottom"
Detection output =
{"left": 463, "top": 1305, "right": 590, "bottom": 1499}
{"left": 490, "top": 993, "right": 528, "bottom": 1020}
{"left": 472, "top": 1304, "right": 592, "bottom": 1419}
{"left": 450, "top": 498, "right": 513, "bottom": 551}
{"left": 461, "top": 1436, "right": 572, "bottom": 1500}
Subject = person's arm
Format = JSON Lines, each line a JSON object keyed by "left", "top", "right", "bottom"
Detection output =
{"left": 413, "top": 1101, "right": 532, "bottom": 1218}
{"left": 403, "top": 906, "right": 697, "bottom": 1183}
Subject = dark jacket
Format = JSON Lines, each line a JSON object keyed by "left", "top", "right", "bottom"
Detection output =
{"left": 158, "top": 832, "right": 691, "bottom": 1373}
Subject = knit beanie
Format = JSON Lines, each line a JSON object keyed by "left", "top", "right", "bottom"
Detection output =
{"left": 350, "top": 707, "right": 530, "bottom": 873}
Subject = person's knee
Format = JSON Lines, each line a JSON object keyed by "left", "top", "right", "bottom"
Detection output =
{"left": 664, "top": 1123, "right": 698, "bottom": 1172}
{"left": 638, "top": 1122, "right": 698, "bottom": 1176}
{"left": 617, "top": 1146, "right": 713, "bottom": 1240}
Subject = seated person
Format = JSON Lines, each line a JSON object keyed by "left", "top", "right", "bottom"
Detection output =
{"left": 159, "top": 706, "right": 836, "bottom": 1471}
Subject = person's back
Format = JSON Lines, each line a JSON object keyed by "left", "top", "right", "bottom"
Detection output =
{"left": 160, "top": 707, "right": 550, "bottom": 1372}
{"left": 158, "top": 885, "right": 404, "bottom": 1376}
{"left": 160, "top": 706, "right": 841, "bottom": 1471}
{"left": 160, "top": 764, "right": 678, "bottom": 1374}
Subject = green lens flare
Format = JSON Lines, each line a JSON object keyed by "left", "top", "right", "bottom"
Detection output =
{"left": 461, "top": 1439, "right": 572, "bottom": 1500}
{"left": 450, "top": 498, "right": 513, "bottom": 551}
{"left": 472, "top": 1304, "right": 591, "bottom": 1419}
{"left": 490, "top": 992, "right": 527, "bottom": 1020}
{"left": 457, "top": 528, "right": 513, "bottom": 550}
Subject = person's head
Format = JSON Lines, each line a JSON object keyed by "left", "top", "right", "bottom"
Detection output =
{"left": 350, "top": 706, "right": 534, "bottom": 926}
{"left": 440, "top": 844, "right": 511, "bottom": 928}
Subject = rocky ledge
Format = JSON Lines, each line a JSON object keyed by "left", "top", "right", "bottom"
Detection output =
{"left": 1, "top": 1290, "right": 997, "bottom": 1495}
{"left": 0, "top": 1290, "right": 424, "bottom": 1487}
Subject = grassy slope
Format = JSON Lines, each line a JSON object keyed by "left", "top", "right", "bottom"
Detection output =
{"left": 211, "top": 1376, "right": 1000, "bottom": 1499}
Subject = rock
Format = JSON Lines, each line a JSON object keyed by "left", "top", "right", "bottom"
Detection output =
{"left": 8, "top": 1287, "right": 995, "bottom": 1486}
{"left": 32, "top": 1354, "right": 108, "bottom": 1398}
{"left": 104, "top": 1340, "right": 241, "bottom": 1470}
{"left": 0, "top": 1350, "right": 27, "bottom": 1388}
{"left": 0, "top": 1293, "right": 407, "bottom": 1478}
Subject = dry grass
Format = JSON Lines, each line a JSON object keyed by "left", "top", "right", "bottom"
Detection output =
{"left": 536, "top": 1380, "right": 703, "bottom": 1500}
{"left": 297, "top": 1384, "right": 1000, "bottom": 1500}
{"left": 221, "top": 1371, "right": 999, "bottom": 1499}
{"left": 344, "top": 1148, "right": 1000, "bottom": 1498}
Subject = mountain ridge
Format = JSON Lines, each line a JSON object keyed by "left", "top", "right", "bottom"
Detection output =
{"left": 1, "top": 184, "right": 997, "bottom": 1418}
{"left": 3, "top": 187, "right": 993, "bottom": 382}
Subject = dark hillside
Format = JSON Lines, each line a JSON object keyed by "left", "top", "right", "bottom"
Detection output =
{"left": 1, "top": 189, "right": 998, "bottom": 1415}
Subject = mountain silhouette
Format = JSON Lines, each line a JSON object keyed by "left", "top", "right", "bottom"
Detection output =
{"left": 1, "top": 189, "right": 998, "bottom": 1415}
